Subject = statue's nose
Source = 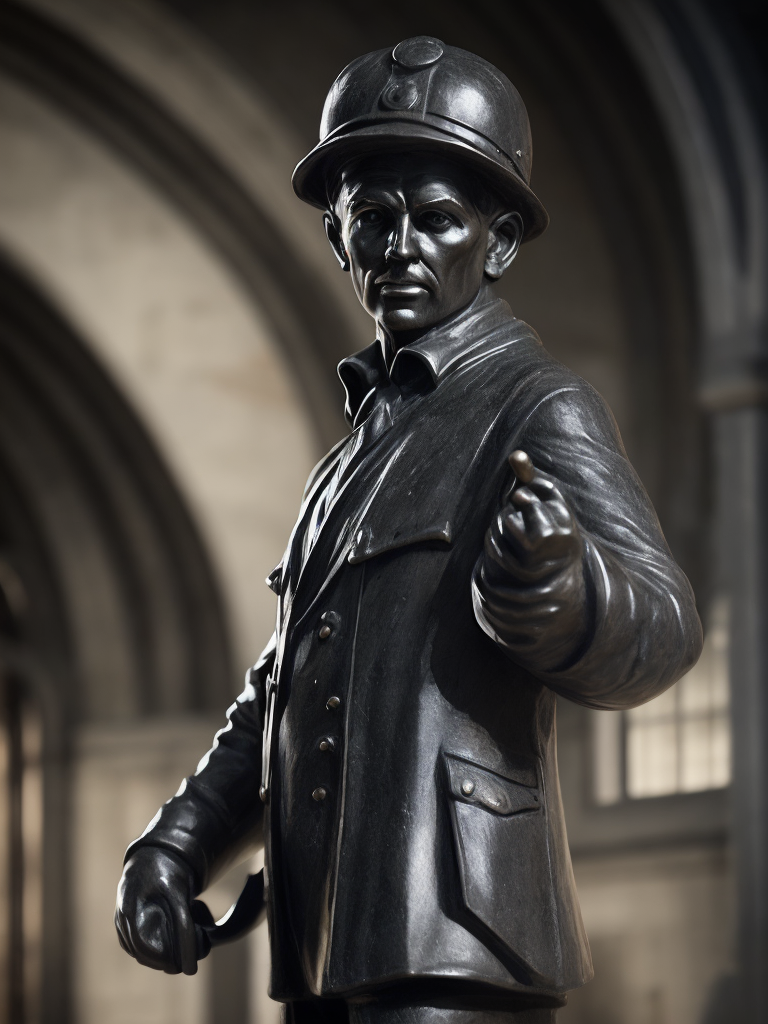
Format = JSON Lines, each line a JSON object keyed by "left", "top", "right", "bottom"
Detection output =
{"left": 386, "top": 213, "right": 418, "bottom": 262}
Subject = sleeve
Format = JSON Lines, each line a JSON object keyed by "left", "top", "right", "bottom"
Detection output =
{"left": 123, "top": 633, "right": 275, "bottom": 892}
{"left": 472, "top": 383, "right": 703, "bottom": 710}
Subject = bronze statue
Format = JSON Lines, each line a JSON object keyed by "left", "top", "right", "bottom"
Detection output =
{"left": 115, "top": 37, "right": 702, "bottom": 1023}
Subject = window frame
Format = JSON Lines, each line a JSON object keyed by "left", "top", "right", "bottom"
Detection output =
{"left": 557, "top": 698, "right": 730, "bottom": 856}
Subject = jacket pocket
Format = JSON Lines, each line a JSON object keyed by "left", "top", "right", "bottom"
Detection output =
{"left": 347, "top": 518, "right": 452, "bottom": 564}
{"left": 443, "top": 751, "right": 562, "bottom": 989}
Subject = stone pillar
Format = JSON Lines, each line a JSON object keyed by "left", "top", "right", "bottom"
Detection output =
{"left": 605, "top": 1, "right": 768, "bottom": 1018}
{"left": 715, "top": 407, "right": 768, "bottom": 1021}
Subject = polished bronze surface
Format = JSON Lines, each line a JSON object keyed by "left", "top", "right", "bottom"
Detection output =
{"left": 115, "top": 35, "right": 701, "bottom": 1021}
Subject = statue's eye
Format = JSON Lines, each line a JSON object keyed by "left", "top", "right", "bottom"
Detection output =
{"left": 359, "top": 209, "right": 384, "bottom": 226}
{"left": 422, "top": 211, "right": 453, "bottom": 230}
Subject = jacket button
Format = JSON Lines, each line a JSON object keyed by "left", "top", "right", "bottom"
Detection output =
{"left": 318, "top": 624, "right": 332, "bottom": 640}
{"left": 326, "top": 696, "right": 341, "bottom": 710}
{"left": 461, "top": 780, "right": 475, "bottom": 796}
{"left": 318, "top": 737, "right": 336, "bottom": 752}
{"left": 312, "top": 787, "right": 328, "bottom": 801}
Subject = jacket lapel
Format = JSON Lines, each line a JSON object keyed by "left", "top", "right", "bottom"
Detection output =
{"left": 284, "top": 309, "right": 532, "bottom": 623}
{"left": 286, "top": 391, "right": 472, "bottom": 624}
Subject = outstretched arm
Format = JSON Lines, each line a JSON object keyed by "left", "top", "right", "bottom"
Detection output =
{"left": 472, "top": 385, "right": 703, "bottom": 710}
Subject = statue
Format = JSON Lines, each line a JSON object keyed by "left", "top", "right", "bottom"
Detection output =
{"left": 115, "top": 37, "right": 702, "bottom": 1024}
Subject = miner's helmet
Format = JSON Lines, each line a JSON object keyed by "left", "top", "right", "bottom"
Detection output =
{"left": 292, "top": 35, "right": 549, "bottom": 242}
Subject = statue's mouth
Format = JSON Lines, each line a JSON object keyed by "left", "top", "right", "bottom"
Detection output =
{"left": 378, "top": 282, "right": 428, "bottom": 296}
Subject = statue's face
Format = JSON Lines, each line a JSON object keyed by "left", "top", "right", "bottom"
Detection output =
{"left": 330, "top": 155, "right": 521, "bottom": 338}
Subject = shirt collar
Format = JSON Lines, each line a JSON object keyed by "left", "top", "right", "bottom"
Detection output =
{"left": 337, "top": 291, "right": 517, "bottom": 427}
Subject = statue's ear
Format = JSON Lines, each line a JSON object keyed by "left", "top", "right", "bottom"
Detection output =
{"left": 484, "top": 211, "right": 523, "bottom": 280}
{"left": 323, "top": 212, "right": 350, "bottom": 272}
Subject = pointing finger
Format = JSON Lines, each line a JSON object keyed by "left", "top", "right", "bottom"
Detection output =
{"left": 508, "top": 450, "right": 535, "bottom": 485}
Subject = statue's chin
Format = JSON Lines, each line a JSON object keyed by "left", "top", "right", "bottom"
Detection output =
{"left": 376, "top": 305, "right": 435, "bottom": 333}
{"left": 374, "top": 287, "right": 486, "bottom": 337}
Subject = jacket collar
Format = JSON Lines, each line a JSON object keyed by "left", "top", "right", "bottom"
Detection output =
{"left": 337, "top": 289, "right": 517, "bottom": 427}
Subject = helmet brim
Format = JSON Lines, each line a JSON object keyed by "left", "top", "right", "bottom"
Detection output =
{"left": 292, "top": 120, "right": 549, "bottom": 242}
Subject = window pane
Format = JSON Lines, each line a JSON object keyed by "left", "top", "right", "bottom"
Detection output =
{"left": 594, "top": 598, "right": 732, "bottom": 803}
{"left": 628, "top": 685, "right": 677, "bottom": 723}
{"left": 710, "top": 659, "right": 730, "bottom": 711}
{"left": 679, "top": 663, "right": 713, "bottom": 715}
{"left": 593, "top": 710, "right": 622, "bottom": 805}
{"left": 681, "top": 716, "right": 714, "bottom": 792}
{"left": 626, "top": 720, "right": 679, "bottom": 797}
{"left": 710, "top": 712, "right": 731, "bottom": 789}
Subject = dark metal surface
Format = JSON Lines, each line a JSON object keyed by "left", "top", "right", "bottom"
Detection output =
{"left": 192, "top": 871, "right": 266, "bottom": 949}
{"left": 115, "top": 37, "right": 701, "bottom": 1019}
{"left": 293, "top": 36, "right": 548, "bottom": 241}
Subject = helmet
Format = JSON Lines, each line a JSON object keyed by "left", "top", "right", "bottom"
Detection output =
{"left": 292, "top": 36, "right": 548, "bottom": 242}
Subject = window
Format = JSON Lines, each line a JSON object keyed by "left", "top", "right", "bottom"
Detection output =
{"left": 593, "top": 599, "right": 731, "bottom": 805}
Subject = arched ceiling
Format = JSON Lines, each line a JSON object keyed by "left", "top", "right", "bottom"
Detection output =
{"left": 0, "top": 71, "right": 320, "bottom": 676}
{"left": 0, "top": 252, "right": 234, "bottom": 719}
{"left": 0, "top": 0, "right": 370, "bottom": 448}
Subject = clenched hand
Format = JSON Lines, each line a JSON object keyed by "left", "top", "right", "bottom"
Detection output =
{"left": 115, "top": 846, "right": 208, "bottom": 975}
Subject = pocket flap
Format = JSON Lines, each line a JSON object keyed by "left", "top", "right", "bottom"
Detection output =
{"left": 347, "top": 520, "right": 452, "bottom": 564}
{"left": 444, "top": 753, "right": 540, "bottom": 816}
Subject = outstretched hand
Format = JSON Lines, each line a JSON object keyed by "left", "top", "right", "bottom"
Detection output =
{"left": 475, "top": 449, "right": 588, "bottom": 668}
{"left": 115, "top": 846, "right": 207, "bottom": 975}
{"left": 499, "top": 450, "right": 583, "bottom": 576}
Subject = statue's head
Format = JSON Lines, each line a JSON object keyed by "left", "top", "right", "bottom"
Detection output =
{"left": 293, "top": 36, "right": 548, "bottom": 340}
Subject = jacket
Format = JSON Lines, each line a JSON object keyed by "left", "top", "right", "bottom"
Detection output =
{"left": 127, "top": 294, "right": 702, "bottom": 1004}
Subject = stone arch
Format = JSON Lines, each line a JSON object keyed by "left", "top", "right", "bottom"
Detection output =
{"left": 0, "top": 251, "right": 236, "bottom": 1022}
{"left": 0, "top": 0, "right": 366, "bottom": 450}
{"left": 0, "top": 252, "right": 235, "bottom": 719}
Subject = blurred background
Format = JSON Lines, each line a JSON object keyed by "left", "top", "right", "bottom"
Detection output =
{"left": 0, "top": 1, "right": 766, "bottom": 1022}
